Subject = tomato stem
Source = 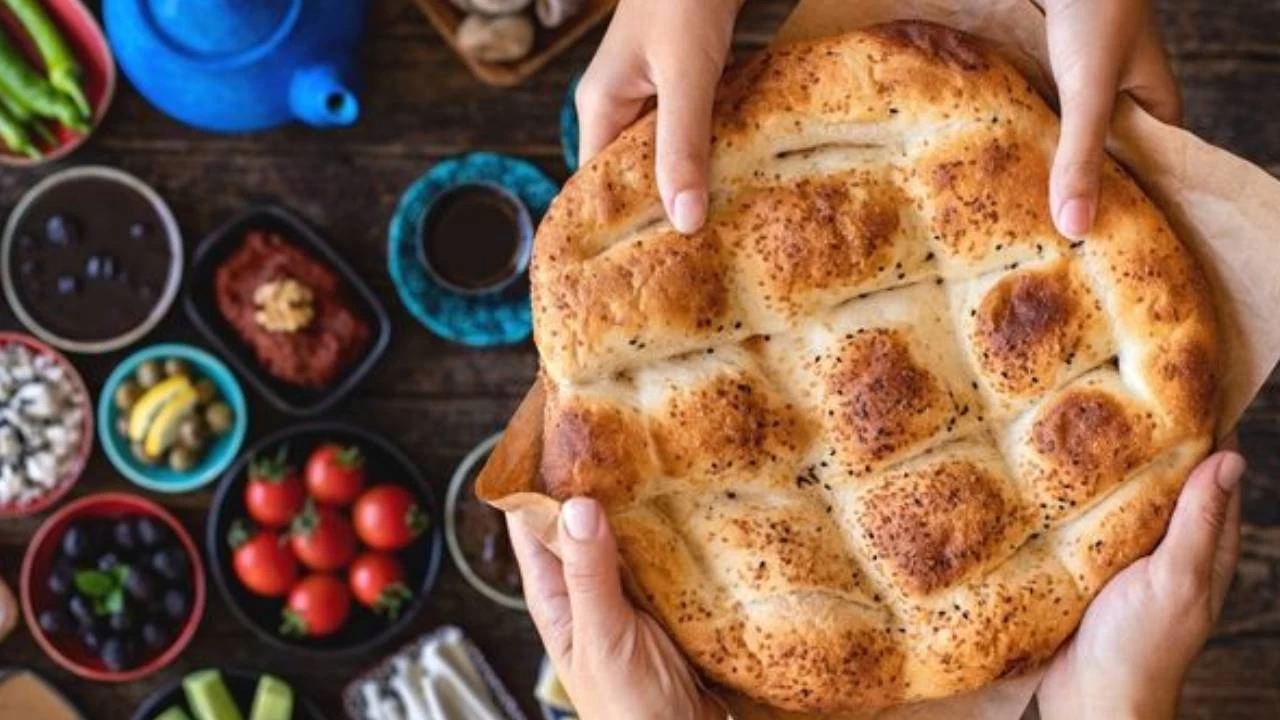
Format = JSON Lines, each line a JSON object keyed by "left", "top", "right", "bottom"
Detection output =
{"left": 279, "top": 608, "right": 308, "bottom": 637}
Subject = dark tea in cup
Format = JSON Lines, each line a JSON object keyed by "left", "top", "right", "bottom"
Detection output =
{"left": 417, "top": 183, "right": 532, "bottom": 296}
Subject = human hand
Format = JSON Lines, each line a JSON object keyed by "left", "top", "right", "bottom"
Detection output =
{"left": 1037, "top": 450, "right": 1246, "bottom": 720}
{"left": 575, "top": 0, "right": 742, "bottom": 234}
{"left": 1046, "top": 0, "right": 1179, "bottom": 238}
{"left": 508, "top": 498, "right": 723, "bottom": 720}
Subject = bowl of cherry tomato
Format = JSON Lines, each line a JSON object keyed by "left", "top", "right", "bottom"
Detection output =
{"left": 205, "top": 421, "right": 441, "bottom": 656}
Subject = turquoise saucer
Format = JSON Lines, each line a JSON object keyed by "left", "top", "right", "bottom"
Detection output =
{"left": 388, "top": 152, "right": 558, "bottom": 347}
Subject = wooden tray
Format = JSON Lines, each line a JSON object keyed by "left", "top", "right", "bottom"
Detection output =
{"left": 411, "top": 0, "right": 616, "bottom": 87}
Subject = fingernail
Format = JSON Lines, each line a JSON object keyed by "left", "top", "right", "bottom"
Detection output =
{"left": 562, "top": 498, "right": 601, "bottom": 541}
{"left": 1057, "top": 198, "right": 1094, "bottom": 238}
{"left": 1215, "top": 453, "right": 1246, "bottom": 493}
{"left": 671, "top": 190, "right": 706, "bottom": 235}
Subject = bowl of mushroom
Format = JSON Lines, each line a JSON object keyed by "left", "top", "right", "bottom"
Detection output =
{"left": 414, "top": 0, "right": 617, "bottom": 87}
{"left": 0, "top": 332, "right": 93, "bottom": 518}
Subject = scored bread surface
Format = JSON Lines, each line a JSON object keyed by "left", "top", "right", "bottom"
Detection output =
{"left": 528, "top": 21, "right": 1217, "bottom": 715}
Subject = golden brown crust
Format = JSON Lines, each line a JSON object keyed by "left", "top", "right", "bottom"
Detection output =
{"left": 492, "top": 20, "right": 1220, "bottom": 716}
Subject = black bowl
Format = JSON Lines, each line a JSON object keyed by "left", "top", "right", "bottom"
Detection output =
{"left": 207, "top": 421, "right": 443, "bottom": 656}
{"left": 129, "top": 668, "right": 324, "bottom": 720}
{"left": 183, "top": 205, "right": 391, "bottom": 416}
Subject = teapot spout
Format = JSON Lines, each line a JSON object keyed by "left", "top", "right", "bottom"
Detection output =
{"left": 290, "top": 65, "right": 359, "bottom": 128}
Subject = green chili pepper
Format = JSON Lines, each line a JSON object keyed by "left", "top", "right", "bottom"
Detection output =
{"left": 0, "top": 28, "right": 87, "bottom": 133}
{"left": 0, "top": 97, "right": 40, "bottom": 158}
{"left": 0, "top": 79, "right": 55, "bottom": 145}
{"left": 3, "top": 0, "right": 90, "bottom": 118}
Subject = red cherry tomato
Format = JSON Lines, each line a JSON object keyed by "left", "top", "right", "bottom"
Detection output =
{"left": 353, "top": 485, "right": 428, "bottom": 551}
{"left": 280, "top": 574, "right": 350, "bottom": 638}
{"left": 290, "top": 501, "right": 357, "bottom": 571}
{"left": 348, "top": 552, "right": 411, "bottom": 618}
{"left": 244, "top": 447, "right": 305, "bottom": 528}
{"left": 229, "top": 524, "right": 298, "bottom": 598}
{"left": 304, "top": 443, "right": 366, "bottom": 506}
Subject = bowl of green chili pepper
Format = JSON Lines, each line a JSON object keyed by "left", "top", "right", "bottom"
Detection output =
{"left": 0, "top": 0, "right": 114, "bottom": 166}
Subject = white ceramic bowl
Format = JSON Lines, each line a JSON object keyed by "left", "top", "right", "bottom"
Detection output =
{"left": 445, "top": 432, "right": 527, "bottom": 611}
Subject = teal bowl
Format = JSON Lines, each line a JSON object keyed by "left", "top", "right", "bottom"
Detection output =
{"left": 98, "top": 343, "right": 247, "bottom": 493}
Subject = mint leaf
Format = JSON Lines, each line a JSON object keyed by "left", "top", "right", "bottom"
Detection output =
{"left": 103, "top": 588, "right": 124, "bottom": 615}
{"left": 111, "top": 564, "right": 131, "bottom": 585}
{"left": 74, "top": 570, "right": 114, "bottom": 598}
{"left": 92, "top": 596, "right": 108, "bottom": 616}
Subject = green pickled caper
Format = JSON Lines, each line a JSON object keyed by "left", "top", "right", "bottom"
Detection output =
{"left": 205, "top": 402, "right": 234, "bottom": 435}
{"left": 131, "top": 441, "right": 159, "bottom": 466}
{"left": 135, "top": 360, "right": 163, "bottom": 389}
{"left": 114, "top": 379, "right": 142, "bottom": 412}
{"left": 163, "top": 358, "right": 190, "bottom": 378}
{"left": 194, "top": 377, "right": 219, "bottom": 405}
{"left": 179, "top": 416, "right": 208, "bottom": 453}
{"left": 168, "top": 446, "right": 198, "bottom": 473}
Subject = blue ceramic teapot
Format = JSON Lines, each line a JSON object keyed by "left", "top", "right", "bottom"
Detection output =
{"left": 104, "top": 0, "right": 365, "bottom": 133}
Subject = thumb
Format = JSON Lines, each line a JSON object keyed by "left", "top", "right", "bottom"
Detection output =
{"left": 1046, "top": 1, "right": 1130, "bottom": 239}
{"left": 1151, "top": 452, "right": 1246, "bottom": 599}
{"left": 654, "top": 64, "right": 717, "bottom": 235}
{"left": 559, "top": 498, "right": 630, "bottom": 655}
{"left": 1050, "top": 62, "right": 1117, "bottom": 239}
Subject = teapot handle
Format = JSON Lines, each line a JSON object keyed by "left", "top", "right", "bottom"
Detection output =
{"left": 290, "top": 64, "right": 359, "bottom": 128}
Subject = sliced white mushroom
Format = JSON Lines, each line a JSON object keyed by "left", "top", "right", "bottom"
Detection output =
{"left": 9, "top": 352, "right": 33, "bottom": 383}
{"left": 25, "top": 451, "right": 57, "bottom": 487}
{"left": 0, "top": 464, "right": 24, "bottom": 503}
{"left": 470, "top": 0, "right": 532, "bottom": 13}
{"left": 16, "top": 381, "right": 56, "bottom": 418}
{"left": 45, "top": 424, "right": 71, "bottom": 458}
{"left": 457, "top": 13, "right": 535, "bottom": 63}
{"left": 536, "top": 0, "right": 583, "bottom": 28}
{"left": 0, "top": 426, "right": 20, "bottom": 462}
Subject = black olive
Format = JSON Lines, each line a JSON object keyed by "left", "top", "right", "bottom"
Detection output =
{"left": 96, "top": 552, "right": 122, "bottom": 573}
{"left": 129, "top": 222, "right": 148, "bottom": 240}
{"left": 61, "top": 524, "right": 92, "bottom": 559}
{"left": 141, "top": 621, "right": 170, "bottom": 650}
{"left": 112, "top": 519, "right": 138, "bottom": 552}
{"left": 100, "top": 636, "right": 135, "bottom": 671}
{"left": 151, "top": 547, "right": 188, "bottom": 581}
{"left": 135, "top": 516, "right": 170, "bottom": 548}
{"left": 38, "top": 608, "right": 70, "bottom": 635}
{"left": 47, "top": 564, "right": 73, "bottom": 596}
{"left": 55, "top": 275, "right": 78, "bottom": 295}
{"left": 108, "top": 606, "right": 134, "bottom": 634}
{"left": 68, "top": 595, "right": 95, "bottom": 628}
{"left": 45, "top": 214, "right": 79, "bottom": 246}
{"left": 124, "top": 566, "right": 157, "bottom": 602}
{"left": 85, "top": 255, "right": 102, "bottom": 278}
{"left": 162, "top": 588, "right": 189, "bottom": 621}
{"left": 81, "top": 628, "right": 104, "bottom": 652}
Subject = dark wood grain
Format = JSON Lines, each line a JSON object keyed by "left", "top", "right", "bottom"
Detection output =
{"left": 0, "top": 1, "right": 1277, "bottom": 718}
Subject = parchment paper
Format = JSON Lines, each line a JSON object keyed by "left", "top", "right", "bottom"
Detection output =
{"left": 477, "top": 0, "right": 1280, "bottom": 717}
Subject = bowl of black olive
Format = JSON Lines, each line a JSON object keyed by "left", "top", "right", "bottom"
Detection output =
{"left": 19, "top": 492, "right": 205, "bottom": 681}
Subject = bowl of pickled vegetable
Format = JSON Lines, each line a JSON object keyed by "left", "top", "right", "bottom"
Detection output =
{"left": 98, "top": 343, "right": 247, "bottom": 493}
{"left": 0, "top": 0, "right": 117, "bottom": 166}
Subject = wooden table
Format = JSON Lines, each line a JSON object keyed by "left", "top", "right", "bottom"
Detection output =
{"left": 1, "top": 1, "right": 1277, "bottom": 718}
